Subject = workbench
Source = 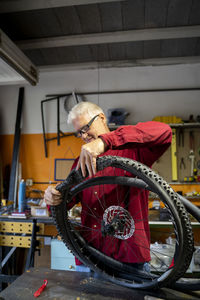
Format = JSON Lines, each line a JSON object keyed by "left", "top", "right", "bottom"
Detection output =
{"left": 0, "top": 267, "right": 200, "bottom": 300}
{"left": 0, "top": 216, "right": 199, "bottom": 299}
{"left": 0, "top": 216, "right": 57, "bottom": 290}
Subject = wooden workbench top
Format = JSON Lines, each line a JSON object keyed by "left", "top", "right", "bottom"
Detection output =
{"left": 0, "top": 267, "right": 199, "bottom": 300}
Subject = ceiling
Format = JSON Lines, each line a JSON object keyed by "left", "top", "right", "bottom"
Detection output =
{"left": 0, "top": 0, "right": 200, "bottom": 71}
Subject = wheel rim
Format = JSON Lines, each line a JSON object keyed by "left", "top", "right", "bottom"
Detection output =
{"left": 54, "top": 156, "right": 193, "bottom": 289}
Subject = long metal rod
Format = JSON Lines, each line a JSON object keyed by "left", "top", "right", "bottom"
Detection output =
{"left": 57, "top": 97, "right": 60, "bottom": 146}
{"left": 13, "top": 159, "right": 19, "bottom": 210}
{"left": 8, "top": 87, "right": 24, "bottom": 203}
{"left": 41, "top": 101, "right": 48, "bottom": 157}
{"left": 45, "top": 132, "right": 74, "bottom": 142}
{"left": 1, "top": 247, "right": 16, "bottom": 268}
{"left": 41, "top": 95, "right": 70, "bottom": 103}
{"left": 0, "top": 244, "right": 2, "bottom": 291}
{"left": 25, "top": 219, "right": 37, "bottom": 270}
{"left": 46, "top": 87, "right": 200, "bottom": 98}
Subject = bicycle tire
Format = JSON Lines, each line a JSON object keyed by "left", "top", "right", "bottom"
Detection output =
{"left": 52, "top": 156, "right": 194, "bottom": 289}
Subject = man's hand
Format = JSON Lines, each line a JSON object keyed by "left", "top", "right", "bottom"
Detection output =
{"left": 76, "top": 138, "right": 107, "bottom": 177}
{"left": 44, "top": 186, "right": 62, "bottom": 206}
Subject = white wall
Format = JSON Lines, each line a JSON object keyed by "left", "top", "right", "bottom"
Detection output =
{"left": 0, "top": 63, "right": 200, "bottom": 135}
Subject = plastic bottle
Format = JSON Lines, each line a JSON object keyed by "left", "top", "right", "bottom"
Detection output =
{"left": 18, "top": 179, "right": 26, "bottom": 212}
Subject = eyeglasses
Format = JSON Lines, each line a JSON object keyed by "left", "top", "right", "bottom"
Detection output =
{"left": 74, "top": 114, "right": 99, "bottom": 138}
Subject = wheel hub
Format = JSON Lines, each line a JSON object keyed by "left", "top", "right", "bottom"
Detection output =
{"left": 101, "top": 206, "right": 135, "bottom": 240}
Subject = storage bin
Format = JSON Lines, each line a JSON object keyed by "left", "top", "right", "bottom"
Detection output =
{"left": 51, "top": 239, "right": 75, "bottom": 271}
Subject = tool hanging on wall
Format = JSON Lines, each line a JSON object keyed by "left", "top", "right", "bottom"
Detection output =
{"left": 189, "top": 131, "right": 195, "bottom": 177}
{"left": 171, "top": 128, "right": 178, "bottom": 181}
{"left": 178, "top": 128, "right": 184, "bottom": 147}
{"left": 180, "top": 157, "right": 186, "bottom": 169}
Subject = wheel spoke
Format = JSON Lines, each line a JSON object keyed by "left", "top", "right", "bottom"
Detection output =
{"left": 53, "top": 156, "right": 194, "bottom": 289}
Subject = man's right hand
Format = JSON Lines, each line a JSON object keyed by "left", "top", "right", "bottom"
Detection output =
{"left": 44, "top": 186, "right": 62, "bottom": 206}
{"left": 76, "top": 137, "right": 107, "bottom": 177}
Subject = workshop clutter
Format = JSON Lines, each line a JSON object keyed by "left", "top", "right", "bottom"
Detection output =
{"left": 193, "top": 247, "right": 200, "bottom": 272}
{"left": 153, "top": 114, "right": 200, "bottom": 124}
{"left": 152, "top": 115, "right": 183, "bottom": 124}
{"left": 30, "top": 200, "right": 50, "bottom": 217}
{"left": 149, "top": 195, "right": 172, "bottom": 221}
{"left": 18, "top": 183, "right": 49, "bottom": 218}
{"left": 27, "top": 189, "right": 49, "bottom": 217}
{"left": 150, "top": 241, "right": 200, "bottom": 273}
{"left": 150, "top": 241, "right": 175, "bottom": 272}
{"left": 107, "top": 108, "right": 129, "bottom": 125}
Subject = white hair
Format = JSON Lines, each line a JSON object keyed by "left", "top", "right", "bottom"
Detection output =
{"left": 67, "top": 101, "right": 105, "bottom": 124}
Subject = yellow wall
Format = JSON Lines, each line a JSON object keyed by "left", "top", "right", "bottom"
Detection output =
{"left": 0, "top": 133, "right": 84, "bottom": 193}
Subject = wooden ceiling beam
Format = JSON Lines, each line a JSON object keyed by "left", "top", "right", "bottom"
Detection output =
{"left": 0, "top": 0, "right": 125, "bottom": 13}
{"left": 39, "top": 56, "right": 200, "bottom": 72}
{"left": 17, "top": 25, "right": 200, "bottom": 50}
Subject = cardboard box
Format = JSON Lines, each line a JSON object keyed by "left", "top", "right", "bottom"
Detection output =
{"left": 31, "top": 206, "right": 49, "bottom": 217}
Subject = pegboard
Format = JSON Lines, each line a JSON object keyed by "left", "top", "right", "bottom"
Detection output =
{"left": 153, "top": 127, "right": 200, "bottom": 183}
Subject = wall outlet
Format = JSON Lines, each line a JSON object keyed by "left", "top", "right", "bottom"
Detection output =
{"left": 26, "top": 178, "right": 33, "bottom": 186}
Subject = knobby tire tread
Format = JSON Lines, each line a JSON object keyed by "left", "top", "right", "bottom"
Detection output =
{"left": 51, "top": 156, "right": 194, "bottom": 289}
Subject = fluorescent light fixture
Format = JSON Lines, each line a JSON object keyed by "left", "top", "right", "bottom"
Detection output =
{"left": 0, "top": 28, "right": 38, "bottom": 85}
{"left": 0, "top": 57, "right": 26, "bottom": 85}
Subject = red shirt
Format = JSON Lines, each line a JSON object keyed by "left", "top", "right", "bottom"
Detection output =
{"left": 72, "top": 121, "right": 172, "bottom": 265}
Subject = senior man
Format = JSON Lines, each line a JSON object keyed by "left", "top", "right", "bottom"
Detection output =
{"left": 45, "top": 101, "right": 172, "bottom": 271}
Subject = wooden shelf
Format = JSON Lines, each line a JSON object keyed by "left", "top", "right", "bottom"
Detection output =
{"left": 149, "top": 196, "right": 200, "bottom": 200}
{"left": 169, "top": 122, "right": 200, "bottom": 128}
{"left": 169, "top": 182, "right": 200, "bottom": 185}
{"left": 108, "top": 122, "right": 200, "bottom": 130}
{"left": 149, "top": 221, "right": 200, "bottom": 227}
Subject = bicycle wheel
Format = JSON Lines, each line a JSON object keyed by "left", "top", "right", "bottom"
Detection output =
{"left": 52, "top": 156, "right": 194, "bottom": 289}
